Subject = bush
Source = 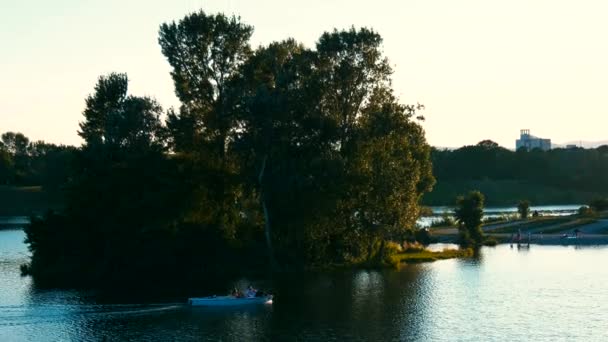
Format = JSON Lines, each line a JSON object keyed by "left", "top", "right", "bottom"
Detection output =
{"left": 454, "top": 191, "right": 485, "bottom": 246}
{"left": 402, "top": 241, "right": 426, "bottom": 253}
{"left": 414, "top": 228, "right": 435, "bottom": 245}
{"left": 589, "top": 198, "right": 608, "bottom": 212}
{"left": 578, "top": 206, "right": 596, "bottom": 217}
{"left": 517, "top": 200, "right": 530, "bottom": 219}
{"left": 483, "top": 236, "right": 498, "bottom": 246}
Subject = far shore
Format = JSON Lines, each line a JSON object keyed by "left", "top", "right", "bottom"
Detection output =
{"left": 432, "top": 211, "right": 608, "bottom": 246}
{"left": 435, "top": 234, "right": 608, "bottom": 246}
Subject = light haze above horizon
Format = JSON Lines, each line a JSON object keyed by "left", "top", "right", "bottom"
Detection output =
{"left": 2, "top": 0, "right": 607, "bottom": 148}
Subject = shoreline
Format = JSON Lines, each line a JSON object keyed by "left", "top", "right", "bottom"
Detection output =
{"left": 435, "top": 233, "right": 608, "bottom": 246}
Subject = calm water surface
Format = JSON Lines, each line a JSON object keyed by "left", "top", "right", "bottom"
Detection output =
{"left": 1, "top": 229, "right": 607, "bottom": 341}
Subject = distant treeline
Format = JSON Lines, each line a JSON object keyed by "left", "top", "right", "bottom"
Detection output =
{"left": 0, "top": 132, "right": 75, "bottom": 189}
{"left": 23, "top": 11, "right": 434, "bottom": 290}
{"left": 425, "top": 140, "right": 608, "bottom": 205}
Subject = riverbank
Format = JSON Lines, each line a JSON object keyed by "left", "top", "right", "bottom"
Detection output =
{"left": 431, "top": 212, "right": 608, "bottom": 245}
{"left": 393, "top": 248, "right": 473, "bottom": 264}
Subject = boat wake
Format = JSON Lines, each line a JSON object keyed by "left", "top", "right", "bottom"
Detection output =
{"left": 0, "top": 303, "right": 186, "bottom": 327}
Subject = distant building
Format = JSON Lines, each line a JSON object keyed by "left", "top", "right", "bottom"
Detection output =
{"left": 516, "top": 129, "right": 551, "bottom": 151}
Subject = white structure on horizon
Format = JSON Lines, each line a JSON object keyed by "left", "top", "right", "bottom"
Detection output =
{"left": 516, "top": 129, "right": 551, "bottom": 151}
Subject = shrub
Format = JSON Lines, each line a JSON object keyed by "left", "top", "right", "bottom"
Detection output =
{"left": 483, "top": 236, "right": 498, "bottom": 246}
{"left": 589, "top": 198, "right": 608, "bottom": 212}
{"left": 578, "top": 206, "right": 596, "bottom": 217}
{"left": 517, "top": 200, "right": 530, "bottom": 219}
{"left": 414, "top": 228, "right": 433, "bottom": 245}
{"left": 402, "top": 241, "right": 426, "bottom": 253}
{"left": 454, "top": 191, "right": 485, "bottom": 246}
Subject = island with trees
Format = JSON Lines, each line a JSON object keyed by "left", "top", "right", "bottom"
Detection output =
{"left": 7, "top": 11, "right": 608, "bottom": 292}
{"left": 19, "top": 11, "right": 438, "bottom": 290}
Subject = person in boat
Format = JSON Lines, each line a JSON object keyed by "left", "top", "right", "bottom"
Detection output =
{"left": 231, "top": 287, "right": 244, "bottom": 298}
{"left": 246, "top": 285, "right": 257, "bottom": 298}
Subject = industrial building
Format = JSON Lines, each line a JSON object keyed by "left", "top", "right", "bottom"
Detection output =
{"left": 516, "top": 129, "right": 551, "bottom": 151}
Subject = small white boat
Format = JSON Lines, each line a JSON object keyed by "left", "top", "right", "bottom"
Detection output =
{"left": 188, "top": 295, "right": 273, "bottom": 307}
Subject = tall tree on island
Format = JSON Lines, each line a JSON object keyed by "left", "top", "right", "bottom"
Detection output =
{"left": 159, "top": 11, "right": 254, "bottom": 241}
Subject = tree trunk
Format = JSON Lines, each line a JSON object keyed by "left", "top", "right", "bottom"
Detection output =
{"left": 258, "top": 155, "right": 279, "bottom": 270}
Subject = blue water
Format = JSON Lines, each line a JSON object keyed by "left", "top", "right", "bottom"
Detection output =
{"left": 1, "top": 229, "right": 608, "bottom": 341}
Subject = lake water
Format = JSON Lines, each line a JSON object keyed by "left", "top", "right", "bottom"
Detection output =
{"left": 2, "top": 229, "right": 608, "bottom": 341}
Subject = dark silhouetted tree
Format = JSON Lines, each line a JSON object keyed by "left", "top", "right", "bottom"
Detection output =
{"left": 454, "top": 191, "right": 485, "bottom": 246}
{"left": 517, "top": 200, "right": 530, "bottom": 219}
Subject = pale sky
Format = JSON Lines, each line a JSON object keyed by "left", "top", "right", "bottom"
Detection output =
{"left": 1, "top": 0, "right": 607, "bottom": 148}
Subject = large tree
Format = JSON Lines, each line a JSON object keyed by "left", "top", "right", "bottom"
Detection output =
{"left": 234, "top": 28, "right": 435, "bottom": 266}
{"left": 24, "top": 73, "right": 177, "bottom": 288}
{"left": 158, "top": 11, "right": 254, "bottom": 241}
{"left": 1, "top": 132, "right": 29, "bottom": 156}
{"left": 158, "top": 11, "right": 253, "bottom": 154}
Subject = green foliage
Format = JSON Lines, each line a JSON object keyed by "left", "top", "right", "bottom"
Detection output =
{"left": 430, "top": 212, "right": 455, "bottom": 227}
{"left": 0, "top": 132, "right": 75, "bottom": 188}
{"left": 24, "top": 12, "right": 436, "bottom": 289}
{"left": 402, "top": 241, "right": 425, "bottom": 253}
{"left": 589, "top": 198, "right": 608, "bottom": 212}
{"left": 414, "top": 228, "right": 435, "bottom": 245}
{"left": 394, "top": 248, "right": 473, "bottom": 264}
{"left": 0, "top": 147, "right": 13, "bottom": 184}
{"left": 578, "top": 206, "right": 596, "bottom": 217}
{"left": 517, "top": 200, "right": 530, "bottom": 219}
{"left": 1, "top": 132, "right": 29, "bottom": 155}
{"left": 454, "top": 191, "right": 485, "bottom": 246}
{"left": 428, "top": 142, "right": 608, "bottom": 205}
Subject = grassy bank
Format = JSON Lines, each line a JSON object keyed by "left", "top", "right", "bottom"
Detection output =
{"left": 392, "top": 248, "right": 473, "bottom": 265}
{"left": 0, "top": 186, "right": 63, "bottom": 216}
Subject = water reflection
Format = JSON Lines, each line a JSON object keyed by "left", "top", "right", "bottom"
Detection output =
{"left": 2, "top": 229, "right": 608, "bottom": 341}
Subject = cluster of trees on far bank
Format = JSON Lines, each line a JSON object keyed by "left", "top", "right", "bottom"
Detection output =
{"left": 23, "top": 11, "right": 435, "bottom": 290}
{"left": 426, "top": 140, "right": 608, "bottom": 205}
{"left": 0, "top": 132, "right": 75, "bottom": 189}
